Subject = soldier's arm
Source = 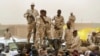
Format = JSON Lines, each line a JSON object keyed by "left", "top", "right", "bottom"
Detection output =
{"left": 71, "top": 42, "right": 77, "bottom": 48}
{"left": 24, "top": 9, "right": 30, "bottom": 18}
{"left": 24, "top": 13, "right": 27, "bottom": 18}
{"left": 35, "top": 17, "right": 38, "bottom": 24}
{"left": 36, "top": 10, "right": 39, "bottom": 17}
{"left": 51, "top": 16, "right": 56, "bottom": 26}
{"left": 24, "top": 13, "right": 28, "bottom": 18}
{"left": 49, "top": 18, "right": 52, "bottom": 25}
{"left": 62, "top": 16, "right": 64, "bottom": 22}
{"left": 74, "top": 15, "right": 76, "bottom": 21}
{"left": 61, "top": 16, "right": 65, "bottom": 25}
{"left": 88, "top": 36, "right": 93, "bottom": 44}
{"left": 35, "top": 17, "right": 40, "bottom": 26}
{"left": 46, "top": 17, "right": 51, "bottom": 24}
{"left": 52, "top": 16, "right": 55, "bottom": 21}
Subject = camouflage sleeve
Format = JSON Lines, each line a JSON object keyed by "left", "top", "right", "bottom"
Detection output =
{"left": 52, "top": 16, "right": 55, "bottom": 21}
{"left": 74, "top": 15, "right": 76, "bottom": 21}
{"left": 71, "top": 37, "right": 79, "bottom": 48}
{"left": 35, "top": 17, "right": 40, "bottom": 26}
{"left": 36, "top": 10, "right": 39, "bottom": 17}
{"left": 64, "top": 29, "right": 67, "bottom": 39}
{"left": 10, "top": 32, "right": 12, "bottom": 37}
{"left": 62, "top": 16, "right": 65, "bottom": 25}
{"left": 62, "top": 16, "right": 64, "bottom": 22}
{"left": 24, "top": 9, "right": 30, "bottom": 18}
{"left": 49, "top": 18, "right": 52, "bottom": 24}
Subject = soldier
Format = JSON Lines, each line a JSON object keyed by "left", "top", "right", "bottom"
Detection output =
{"left": 24, "top": 3, "right": 39, "bottom": 43}
{"left": 88, "top": 32, "right": 97, "bottom": 45}
{"left": 4, "top": 28, "right": 12, "bottom": 40}
{"left": 71, "top": 30, "right": 82, "bottom": 51}
{"left": 65, "top": 22, "right": 73, "bottom": 50}
{"left": 4, "top": 28, "right": 12, "bottom": 46}
{"left": 68, "top": 12, "right": 76, "bottom": 30}
{"left": 36, "top": 10, "right": 47, "bottom": 47}
{"left": 52, "top": 9, "right": 64, "bottom": 39}
{"left": 44, "top": 10, "right": 52, "bottom": 39}
{"left": 96, "top": 32, "right": 100, "bottom": 45}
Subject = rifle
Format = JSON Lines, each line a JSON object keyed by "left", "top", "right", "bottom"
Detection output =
{"left": 27, "top": 14, "right": 35, "bottom": 24}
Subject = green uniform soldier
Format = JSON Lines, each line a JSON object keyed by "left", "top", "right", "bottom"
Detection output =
{"left": 24, "top": 3, "right": 39, "bottom": 43}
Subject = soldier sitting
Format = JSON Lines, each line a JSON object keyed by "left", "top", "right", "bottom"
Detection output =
{"left": 87, "top": 32, "right": 97, "bottom": 45}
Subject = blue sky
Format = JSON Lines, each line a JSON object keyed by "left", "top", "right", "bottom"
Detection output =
{"left": 0, "top": 0, "right": 100, "bottom": 25}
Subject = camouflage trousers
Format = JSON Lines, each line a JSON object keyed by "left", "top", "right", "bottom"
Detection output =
{"left": 54, "top": 29, "right": 63, "bottom": 39}
{"left": 27, "top": 23, "right": 36, "bottom": 43}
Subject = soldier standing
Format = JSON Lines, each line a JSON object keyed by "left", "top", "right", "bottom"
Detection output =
{"left": 68, "top": 12, "right": 76, "bottom": 30}
{"left": 71, "top": 30, "right": 82, "bottom": 52}
{"left": 52, "top": 9, "right": 64, "bottom": 39}
{"left": 4, "top": 28, "right": 12, "bottom": 39}
{"left": 24, "top": 3, "right": 39, "bottom": 43}
{"left": 4, "top": 28, "right": 12, "bottom": 46}
{"left": 51, "top": 10, "right": 64, "bottom": 56}
{"left": 44, "top": 10, "right": 52, "bottom": 39}
{"left": 36, "top": 10, "right": 47, "bottom": 47}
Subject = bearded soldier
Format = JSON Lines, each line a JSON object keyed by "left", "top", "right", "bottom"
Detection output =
{"left": 52, "top": 9, "right": 64, "bottom": 39}
{"left": 24, "top": 3, "right": 39, "bottom": 43}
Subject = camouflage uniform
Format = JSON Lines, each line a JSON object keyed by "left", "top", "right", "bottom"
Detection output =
{"left": 53, "top": 16, "right": 64, "bottom": 39}
{"left": 44, "top": 16, "right": 52, "bottom": 39}
{"left": 68, "top": 14, "right": 76, "bottom": 30}
{"left": 88, "top": 32, "right": 97, "bottom": 45}
{"left": 36, "top": 16, "right": 45, "bottom": 46}
{"left": 71, "top": 36, "right": 82, "bottom": 51}
{"left": 4, "top": 29, "right": 12, "bottom": 46}
{"left": 65, "top": 29, "right": 73, "bottom": 49}
{"left": 96, "top": 32, "right": 100, "bottom": 45}
{"left": 4, "top": 30, "right": 12, "bottom": 39}
{"left": 24, "top": 9, "right": 39, "bottom": 19}
{"left": 24, "top": 9, "right": 39, "bottom": 43}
